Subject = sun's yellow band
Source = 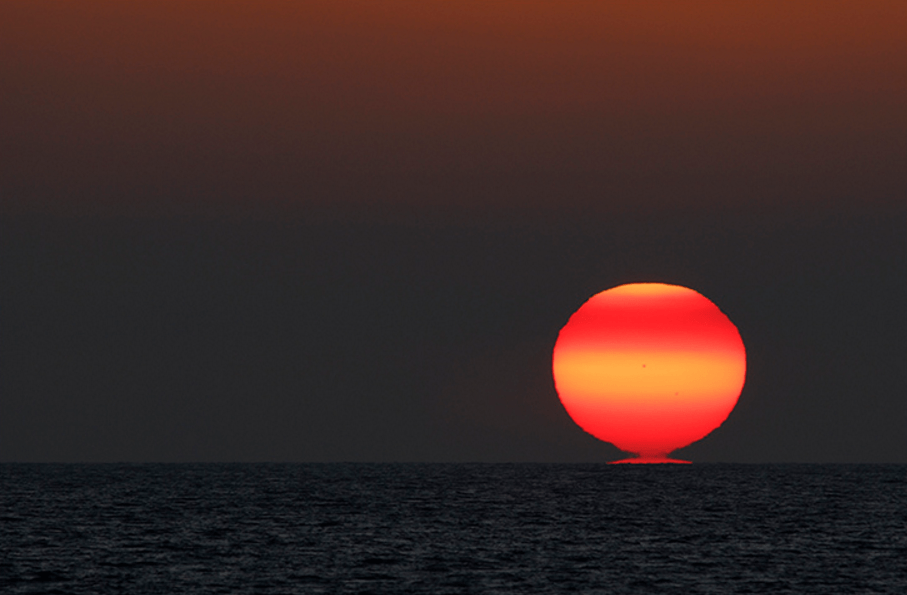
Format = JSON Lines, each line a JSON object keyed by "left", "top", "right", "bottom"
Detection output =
{"left": 553, "top": 348, "right": 745, "bottom": 405}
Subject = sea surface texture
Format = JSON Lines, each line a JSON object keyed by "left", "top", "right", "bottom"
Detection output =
{"left": 1, "top": 464, "right": 905, "bottom": 594}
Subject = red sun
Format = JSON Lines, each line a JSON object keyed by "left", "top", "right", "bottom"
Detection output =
{"left": 552, "top": 283, "right": 746, "bottom": 463}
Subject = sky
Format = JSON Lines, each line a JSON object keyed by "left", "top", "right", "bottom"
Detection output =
{"left": 1, "top": 1, "right": 905, "bottom": 463}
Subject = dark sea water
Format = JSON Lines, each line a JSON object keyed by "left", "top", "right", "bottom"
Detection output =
{"left": 1, "top": 464, "right": 905, "bottom": 594}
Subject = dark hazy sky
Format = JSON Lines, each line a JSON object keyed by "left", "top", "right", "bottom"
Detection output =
{"left": 1, "top": 1, "right": 905, "bottom": 462}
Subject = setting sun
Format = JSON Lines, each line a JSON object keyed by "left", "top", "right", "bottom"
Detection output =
{"left": 553, "top": 283, "right": 746, "bottom": 463}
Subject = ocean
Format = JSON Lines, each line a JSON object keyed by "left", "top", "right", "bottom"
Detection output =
{"left": 1, "top": 463, "right": 905, "bottom": 593}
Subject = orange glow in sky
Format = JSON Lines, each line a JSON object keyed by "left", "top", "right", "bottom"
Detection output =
{"left": 552, "top": 283, "right": 746, "bottom": 462}
{"left": 2, "top": 1, "right": 905, "bottom": 216}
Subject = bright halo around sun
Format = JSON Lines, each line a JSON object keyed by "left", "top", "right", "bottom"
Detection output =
{"left": 552, "top": 283, "right": 746, "bottom": 463}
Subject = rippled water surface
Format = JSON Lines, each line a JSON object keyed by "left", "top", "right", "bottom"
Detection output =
{"left": 1, "top": 464, "right": 905, "bottom": 593}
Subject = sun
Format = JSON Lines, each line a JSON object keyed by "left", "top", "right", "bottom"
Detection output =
{"left": 552, "top": 283, "right": 746, "bottom": 463}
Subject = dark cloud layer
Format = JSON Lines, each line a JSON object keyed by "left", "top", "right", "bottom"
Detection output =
{"left": 2, "top": 211, "right": 903, "bottom": 462}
